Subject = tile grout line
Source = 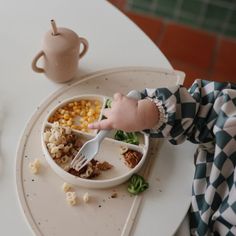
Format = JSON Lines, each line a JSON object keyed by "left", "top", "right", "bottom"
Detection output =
{"left": 173, "top": 0, "right": 184, "bottom": 20}
{"left": 155, "top": 18, "right": 168, "bottom": 47}
{"left": 207, "top": 35, "right": 222, "bottom": 79}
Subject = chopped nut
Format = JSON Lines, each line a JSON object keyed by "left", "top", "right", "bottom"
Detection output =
{"left": 96, "top": 161, "right": 113, "bottom": 170}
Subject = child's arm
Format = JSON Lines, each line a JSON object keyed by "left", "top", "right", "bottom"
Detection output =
{"left": 90, "top": 80, "right": 236, "bottom": 145}
{"left": 90, "top": 80, "right": 236, "bottom": 235}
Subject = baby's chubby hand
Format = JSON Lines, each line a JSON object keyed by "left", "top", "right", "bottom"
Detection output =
{"left": 88, "top": 93, "right": 159, "bottom": 132}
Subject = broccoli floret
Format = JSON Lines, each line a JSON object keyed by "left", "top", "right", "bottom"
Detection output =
{"left": 114, "top": 130, "right": 139, "bottom": 145}
{"left": 127, "top": 174, "right": 149, "bottom": 195}
{"left": 105, "top": 99, "right": 112, "bottom": 108}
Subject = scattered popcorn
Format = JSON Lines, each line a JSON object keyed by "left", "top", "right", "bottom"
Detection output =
{"left": 83, "top": 192, "right": 90, "bottom": 203}
{"left": 66, "top": 191, "right": 77, "bottom": 206}
{"left": 29, "top": 159, "right": 41, "bottom": 174}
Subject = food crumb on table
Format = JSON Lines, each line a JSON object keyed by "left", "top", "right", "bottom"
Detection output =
{"left": 83, "top": 192, "right": 90, "bottom": 203}
{"left": 62, "top": 182, "right": 72, "bottom": 192}
{"left": 29, "top": 159, "right": 41, "bottom": 174}
{"left": 111, "top": 193, "right": 118, "bottom": 198}
{"left": 66, "top": 191, "right": 77, "bottom": 206}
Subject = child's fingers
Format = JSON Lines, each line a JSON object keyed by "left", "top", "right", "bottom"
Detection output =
{"left": 103, "top": 108, "right": 112, "bottom": 118}
{"left": 113, "top": 93, "right": 123, "bottom": 101}
{"left": 88, "top": 119, "right": 112, "bottom": 130}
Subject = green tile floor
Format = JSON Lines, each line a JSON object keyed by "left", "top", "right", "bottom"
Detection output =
{"left": 127, "top": 0, "right": 236, "bottom": 38}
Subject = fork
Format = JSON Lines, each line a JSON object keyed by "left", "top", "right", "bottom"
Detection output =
{"left": 70, "top": 90, "right": 141, "bottom": 172}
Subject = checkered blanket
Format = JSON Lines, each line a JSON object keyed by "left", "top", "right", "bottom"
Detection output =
{"left": 139, "top": 79, "right": 236, "bottom": 235}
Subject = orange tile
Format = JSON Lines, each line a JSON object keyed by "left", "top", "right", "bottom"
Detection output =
{"left": 212, "top": 38, "right": 236, "bottom": 79}
{"left": 209, "top": 72, "right": 236, "bottom": 84}
{"left": 108, "top": 0, "right": 127, "bottom": 10}
{"left": 170, "top": 59, "right": 210, "bottom": 88}
{"left": 125, "top": 12, "right": 164, "bottom": 43}
{"left": 159, "top": 23, "right": 217, "bottom": 70}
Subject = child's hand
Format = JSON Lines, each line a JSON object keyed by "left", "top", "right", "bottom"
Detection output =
{"left": 88, "top": 93, "right": 159, "bottom": 132}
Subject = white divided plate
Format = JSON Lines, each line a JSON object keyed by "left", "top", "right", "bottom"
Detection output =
{"left": 42, "top": 94, "right": 149, "bottom": 188}
{"left": 16, "top": 67, "right": 194, "bottom": 236}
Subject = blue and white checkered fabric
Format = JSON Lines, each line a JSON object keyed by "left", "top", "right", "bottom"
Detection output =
{"left": 138, "top": 79, "right": 236, "bottom": 235}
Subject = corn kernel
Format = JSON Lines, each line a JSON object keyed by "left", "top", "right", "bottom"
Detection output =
{"left": 71, "top": 125, "right": 77, "bottom": 129}
{"left": 87, "top": 117, "right": 94, "bottom": 123}
{"left": 80, "top": 110, "right": 86, "bottom": 116}
{"left": 67, "top": 120, "right": 73, "bottom": 126}
{"left": 59, "top": 109, "right": 65, "bottom": 115}
{"left": 95, "top": 100, "right": 100, "bottom": 106}
{"left": 86, "top": 102, "right": 91, "bottom": 107}
{"left": 75, "top": 109, "right": 80, "bottom": 114}
{"left": 82, "top": 121, "right": 88, "bottom": 127}
{"left": 63, "top": 114, "right": 70, "bottom": 120}
{"left": 87, "top": 110, "right": 94, "bottom": 116}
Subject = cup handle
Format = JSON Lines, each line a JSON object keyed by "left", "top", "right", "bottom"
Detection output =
{"left": 78, "top": 37, "right": 89, "bottom": 59}
{"left": 31, "top": 51, "right": 45, "bottom": 73}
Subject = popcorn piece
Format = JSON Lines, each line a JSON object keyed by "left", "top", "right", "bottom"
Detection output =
{"left": 66, "top": 191, "right": 77, "bottom": 206}
{"left": 83, "top": 192, "right": 90, "bottom": 203}
{"left": 29, "top": 159, "right": 41, "bottom": 174}
{"left": 62, "top": 182, "right": 72, "bottom": 192}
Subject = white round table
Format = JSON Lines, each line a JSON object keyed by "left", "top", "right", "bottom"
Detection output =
{"left": 0, "top": 0, "right": 194, "bottom": 235}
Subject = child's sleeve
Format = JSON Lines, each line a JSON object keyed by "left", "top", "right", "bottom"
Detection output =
{"left": 139, "top": 79, "right": 236, "bottom": 145}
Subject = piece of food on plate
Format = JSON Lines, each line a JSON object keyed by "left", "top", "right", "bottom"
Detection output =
{"left": 48, "top": 99, "right": 102, "bottom": 133}
{"left": 43, "top": 122, "right": 113, "bottom": 179}
{"left": 105, "top": 98, "right": 112, "bottom": 108}
{"left": 68, "top": 160, "right": 113, "bottom": 179}
{"left": 114, "top": 130, "right": 139, "bottom": 145}
{"left": 29, "top": 159, "right": 41, "bottom": 174}
{"left": 122, "top": 149, "right": 142, "bottom": 168}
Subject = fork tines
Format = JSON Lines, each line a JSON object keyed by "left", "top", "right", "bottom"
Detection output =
{"left": 72, "top": 154, "right": 87, "bottom": 171}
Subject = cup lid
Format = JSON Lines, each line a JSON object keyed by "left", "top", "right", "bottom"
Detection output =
{"left": 43, "top": 27, "right": 79, "bottom": 52}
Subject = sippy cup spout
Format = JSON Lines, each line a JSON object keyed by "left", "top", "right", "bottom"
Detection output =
{"left": 51, "top": 19, "right": 59, "bottom": 36}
